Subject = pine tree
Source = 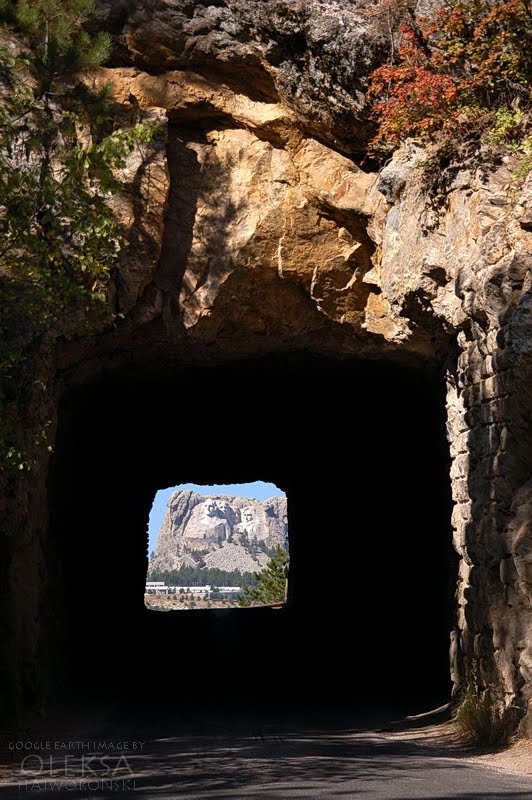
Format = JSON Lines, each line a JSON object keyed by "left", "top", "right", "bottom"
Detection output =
{"left": 0, "top": 0, "right": 111, "bottom": 89}
{"left": 0, "top": 1, "right": 159, "bottom": 476}
{"left": 238, "top": 547, "right": 288, "bottom": 607}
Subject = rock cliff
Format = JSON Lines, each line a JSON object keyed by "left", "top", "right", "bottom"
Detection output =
{"left": 97, "top": 0, "right": 386, "bottom": 154}
{"left": 150, "top": 491, "right": 288, "bottom": 574}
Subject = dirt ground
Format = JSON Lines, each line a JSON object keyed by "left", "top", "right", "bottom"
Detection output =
{"left": 387, "top": 719, "right": 532, "bottom": 777}
{"left": 144, "top": 594, "right": 240, "bottom": 611}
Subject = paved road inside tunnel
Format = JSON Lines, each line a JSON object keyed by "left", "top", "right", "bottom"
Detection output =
{"left": 2, "top": 708, "right": 532, "bottom": 799}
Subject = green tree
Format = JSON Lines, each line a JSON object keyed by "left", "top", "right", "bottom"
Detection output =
{"left": 238, "top": 547, "right": 288, "bottom": 607}
{"left": 148, "top": 566, "right": 259, "bottom": 589}
{"left": 0, "top": 0, "right": 112, "bottom": 87}
{"left": 0, "top": 1, "right": 158, "bottom": 475}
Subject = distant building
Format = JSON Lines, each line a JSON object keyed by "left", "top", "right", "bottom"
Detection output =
{"left": 145, "top": 582, "right": 168, "bottom": 594}
{"left": 145, "top": 583, "right": 242, "bottom": 597}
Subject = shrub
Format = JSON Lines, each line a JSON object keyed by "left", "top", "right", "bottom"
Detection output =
{"left": 368, "top": 0, "right": 532, "bottom": 157}
{"left": 513, "top": 135, "right": 532, "bottom": 177}
{"left": 488, "top": 108, "right": 525, "bottom": 144}
{"left": 453, "top": 685, "right": 512, "bottom": 748}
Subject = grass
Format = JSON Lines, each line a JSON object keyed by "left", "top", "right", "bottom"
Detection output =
{"left": 453, "top": 685, "right": 512, "bottom": 749}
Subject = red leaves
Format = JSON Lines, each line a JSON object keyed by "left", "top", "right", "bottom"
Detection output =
{"left": 368, "top": 0, "right": 531, "bottom": 157}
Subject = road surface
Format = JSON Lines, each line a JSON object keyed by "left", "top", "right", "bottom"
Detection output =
{"left": 1, "top": 711, "right": 532, "bottom": 799}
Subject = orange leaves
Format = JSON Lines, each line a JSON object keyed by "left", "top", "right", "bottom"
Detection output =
{"left": 368, "top": 0, "right": 531, "bottom": 157}
{"left": 370, "top": 65, "right": 459, "bottom": 149}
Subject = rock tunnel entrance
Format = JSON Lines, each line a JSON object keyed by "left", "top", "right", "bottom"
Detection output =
{"left": 49, "top": 353, "right": 455, "bottom": 719}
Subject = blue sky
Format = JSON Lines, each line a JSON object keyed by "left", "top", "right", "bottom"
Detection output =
{"left": 147, "top": 481, "right": 285, "bottom": 556}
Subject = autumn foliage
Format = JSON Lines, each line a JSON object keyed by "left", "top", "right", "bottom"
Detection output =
{"left": 368, "top": 0, "right": 532, "bottom": 156}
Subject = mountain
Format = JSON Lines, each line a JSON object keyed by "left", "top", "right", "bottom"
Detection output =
{"left": 148, "top": 490, "right": 288, "bottom": 575}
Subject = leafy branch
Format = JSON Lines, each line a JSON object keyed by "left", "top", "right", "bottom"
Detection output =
{"left": 368, "top": 0, "right": 532, "bottom": 158}
{"left": 0, "top": 1, "right": 161, "bottom": 477}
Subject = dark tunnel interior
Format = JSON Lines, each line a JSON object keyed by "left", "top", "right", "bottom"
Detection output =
{"left": 48, "top": 353, "right": 456, "bottom": 722}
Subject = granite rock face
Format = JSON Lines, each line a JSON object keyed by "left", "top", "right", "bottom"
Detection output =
{"left": 97, "top": 0, "right": 388, "bottom": 154}
{"left": 85, "top": 63, "right": 385, "bottom": 349}
{"left": 149, "top": 491, "right": 288, "bottom": 574}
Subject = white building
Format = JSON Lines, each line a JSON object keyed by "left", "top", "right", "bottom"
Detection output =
{"left": 145, "top": 582, "right": 168, "bottom": 594}
{"left": 145, "top": 583, "right": 242, "bottom": 597}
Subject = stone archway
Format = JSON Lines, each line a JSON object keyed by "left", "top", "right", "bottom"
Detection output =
{"left": 1, "top": 0, "right": 531, "bottom": 733}
{"left": 37, "top": 355, "right": 454, "bottom": 716}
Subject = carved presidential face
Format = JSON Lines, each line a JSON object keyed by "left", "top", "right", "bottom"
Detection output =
{"left": 243, "top": 509, "right": 254, "bottom": 524}
{"left": 203, "top": 500, "right": 218, "bottom": 518}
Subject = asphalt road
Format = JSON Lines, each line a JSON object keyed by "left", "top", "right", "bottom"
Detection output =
{"left": 2, "top": 711, "right": 532, "bottom": 799}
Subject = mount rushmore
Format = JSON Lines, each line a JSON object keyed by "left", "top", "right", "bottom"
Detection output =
{"left": 149, "top": 490, "right": 288, "bottom": 574}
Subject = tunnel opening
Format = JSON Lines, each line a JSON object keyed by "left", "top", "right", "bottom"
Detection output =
{"left": 48, "top": 353, "right": 455, "bottom": 721}
{"left": 144, "top": 481, "right": 289, "bottom": 611}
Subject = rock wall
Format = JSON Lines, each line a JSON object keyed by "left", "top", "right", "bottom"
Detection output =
{"left": 375, "top": 148, "right": 532, "bottom": 729}
{"left": 1, "top": 0, "right": 531, "bottom": 729}
{"left": 97, "top": 0, "right": 387, "bottom": 154}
